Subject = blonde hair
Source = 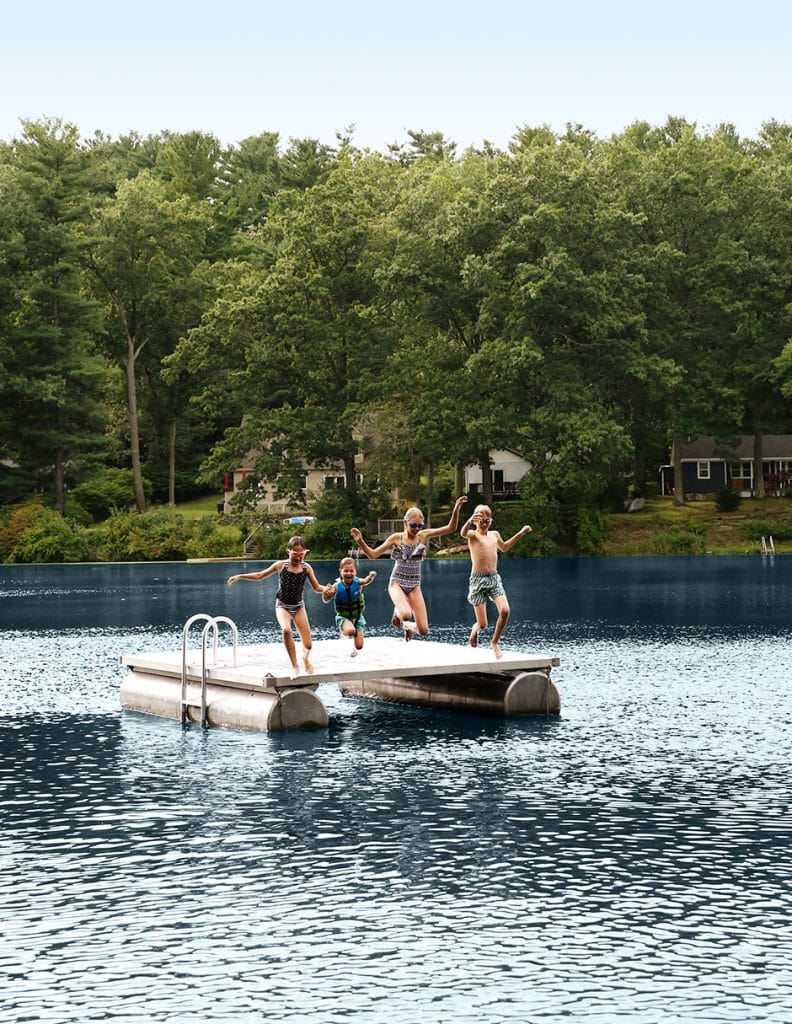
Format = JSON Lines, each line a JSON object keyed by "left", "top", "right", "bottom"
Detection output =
{"left": 403, "top": 507, "right": 423, "bottom": 522}
{"left": 474, "top": 504, "right": 492, "bottom": 517}
{"left": 339, "top": 556, "right": 356, "bottom": 570}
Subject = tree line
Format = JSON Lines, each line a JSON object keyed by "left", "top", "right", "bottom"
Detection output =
{"left": 2, "top": 116, "right": 792, "bottom": 549}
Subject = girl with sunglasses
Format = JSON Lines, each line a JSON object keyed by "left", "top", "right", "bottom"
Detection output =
{"left": 350, "top": 496, "right": 467, "bottom": 638}
{"left": 227, "top": 536, "right": 334, "bottom": 677}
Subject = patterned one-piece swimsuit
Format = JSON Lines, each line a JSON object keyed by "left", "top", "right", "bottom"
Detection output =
{"left": 389, "top": 541, "right": 426, "bottom": 594}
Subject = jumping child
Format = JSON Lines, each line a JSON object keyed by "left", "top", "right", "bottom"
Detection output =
{"left": 323, "top": 557, "right": 377, "bottom": 656}
{"left": 350, "top": 495, "right": 467, "bottom": 638}
{"left": 460, "top": 504, "right": 532, "bottom": 659}
{"left": 227, "top": 536, "right": 333, "bottom": 678}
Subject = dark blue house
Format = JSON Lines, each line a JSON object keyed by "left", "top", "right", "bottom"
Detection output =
{"left": 660, "top": 435, "right": 792, "bottom": 497}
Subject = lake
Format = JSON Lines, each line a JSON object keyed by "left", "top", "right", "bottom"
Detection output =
{"left": 1, "top": 555, "right": 790, "bottom": 1023}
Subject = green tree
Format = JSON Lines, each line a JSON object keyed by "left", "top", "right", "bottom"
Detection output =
{"left": 181, "top": 152, "right": 400, "bottom": 507}
{"left": 0, "top": 119, "right": 108, "bottom": 513}
{"left": 83, "top": 171, "right": 210, "bottom": 510}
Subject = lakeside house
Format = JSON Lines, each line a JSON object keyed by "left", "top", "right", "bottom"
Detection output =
{"left": 660, "top": 435, "right": 792, "bottom": 498}
{"left": 464, "top": 448, "right": 530, "bottom": 499}
{"left": 223, "top": 454, "right": 365, "bottom": 514}
{"left": 223, "top": 445, "right": 531, "bottom": 517}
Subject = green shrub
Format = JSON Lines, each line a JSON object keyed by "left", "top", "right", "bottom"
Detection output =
{"left": 744, "top": 518, "right": 792, "bottom": 542}
{"left": 63, "top": 498, "right": 93, "bottom": 527}
{"left": 95, "top": 508, "right": 192, "bottom": 561}
{"left": 682, "top": 516, "right": 706, "bottom": 536}
{"left": 715, "top": 487, "right": 741, "bottom": 512}
{"left": 251, "top": 523, "right": 295, "bottom": 559}
{"left": 0, "top": 502, "right": 90, "bottom": 563}
{"left": 71, "top": 468, "right": 150, "bottom": 521}
{"left": 495, "top": 496, "right": 558, "bottom": 556}
{"left": 646, "top": 527, "right": 706, "bottom": 555}
{"left": 575, "top": 506, "right": 608, "bottom": 555}
{"left": 185, "top": 521, "right": 244, "bottom": 559}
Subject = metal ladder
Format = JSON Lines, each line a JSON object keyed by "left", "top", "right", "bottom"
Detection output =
{"left": 180, "top": 613, "right": 239, "bottom": 728}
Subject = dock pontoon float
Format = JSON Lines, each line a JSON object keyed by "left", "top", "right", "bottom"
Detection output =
{"left": 120, "top": 614, "right": 561, "bottom": 732}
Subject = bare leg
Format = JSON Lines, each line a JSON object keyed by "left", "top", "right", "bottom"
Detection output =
{"left": 491, "top": 596, "right": 510, "bottom": 659}
{"left": 388, "top": 581, "right": 415, "bottom": 634}
{"left": 470, "top": 602, "right": 488, "bottom": 648}
{"left": 354, "top": 628, "right": 364, "bottom": 654}
{"left": 406, "top": 588, "right": 429, "bottom": 636}
{"left": 292, "top": 607, "right": 314, "bottom": 674}
{"left": 340, "top": 619, "right": 358, "bottom": 656}
{"left": 276, "top": 607, "right": 299, "bottom": 674}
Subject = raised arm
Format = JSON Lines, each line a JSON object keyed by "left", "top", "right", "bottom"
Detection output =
{"left": 305, "top": 564, "right": 332, "bottom": 595}
{"left": 497, "top": 525, "right": 532, "bottom": 554}
{"left": 350, "top": 527, "right": 399, "bottom": 559}
{"left": 227, "top": 562, "right": 282, "bottom": 586}
{"left": 361, "top": 570, "right": 378, "bottom": 586}
{"left": 423, "top": 495, "right": 468, "bottom": 539}
{"left": 459, "top": 510, "right": 478, "bottom": 540}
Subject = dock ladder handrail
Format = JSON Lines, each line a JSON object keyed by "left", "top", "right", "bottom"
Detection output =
{"left": 181, "top": 613, "right": 239, "bottom": 727}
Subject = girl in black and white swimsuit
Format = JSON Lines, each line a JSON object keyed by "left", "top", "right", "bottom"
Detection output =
{"left": 227, "top": 536, "right": 332, "bottom": 677}
{"left": 350, "top": 496, "right": 468, "bottom": 638}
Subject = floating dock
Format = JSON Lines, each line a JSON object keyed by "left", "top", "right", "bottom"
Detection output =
{"left": 120, "top": 630, "right": 560, "bottom": 733}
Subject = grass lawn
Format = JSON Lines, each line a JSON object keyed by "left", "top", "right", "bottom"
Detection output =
{"left": 603, "top": 495, "right": 792, "bottom": 555}
{"left": 173, "top": 495, "right": 224, "bottom": 516}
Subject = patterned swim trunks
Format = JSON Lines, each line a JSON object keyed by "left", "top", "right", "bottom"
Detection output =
{"left": 335, "top": 612, "right": 367, "bottom": 633}
{"left": 467, "top": 571, "right": 506, "bottom": 606}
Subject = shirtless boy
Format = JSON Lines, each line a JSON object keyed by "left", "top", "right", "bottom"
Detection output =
{"left": 460, "top": 504, "right": 532, "bottom": 658}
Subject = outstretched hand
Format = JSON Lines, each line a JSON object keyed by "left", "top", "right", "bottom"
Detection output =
{"left": 350, "top": 527, "right": 362, "bottom": 541}
{"left": 521, "top": 525, "right": 532, "bottom": 535}
{"left": 227, "top": 575, "right": 238, "bottom": 587}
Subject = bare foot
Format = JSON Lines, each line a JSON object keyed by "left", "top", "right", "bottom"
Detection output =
{"left": 349, "top": 647, "right": 358, "bottom": 658}
{"left": 391, "top": 611, "right": 401, "bottom": 629}
{"left": 469, "top": 625, "right": 480, "bottom": 648}
{"left": 289, "top": 666, "right": 300, "bottom": 680}
{"left": 403, "top": 620, "right": 415, "bottom": 642}
{"left": 302, "top": 653, "right": 314, "bottom": 674}
{"left": 492, "top": 641, "right": 502, "bottom": 659}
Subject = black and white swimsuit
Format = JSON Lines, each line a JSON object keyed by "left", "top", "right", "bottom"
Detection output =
{"left": 276, "top": 564, "right": 308, "bottom": 614}
{"left": 390, "top": 541, "right": 426, "bottom": 594}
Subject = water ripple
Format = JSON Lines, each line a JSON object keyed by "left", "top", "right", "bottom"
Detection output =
{"left": 1, "top": 560, "right": 791, "bottom": 1022}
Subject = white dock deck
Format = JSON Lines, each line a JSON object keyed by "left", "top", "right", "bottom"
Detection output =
{"left": 120, "top": 636, "right": 560, "bottom": 691}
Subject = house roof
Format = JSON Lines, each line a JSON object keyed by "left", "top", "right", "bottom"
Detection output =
{"left": 678, "top": 435, "right": 792, "bottom": 460}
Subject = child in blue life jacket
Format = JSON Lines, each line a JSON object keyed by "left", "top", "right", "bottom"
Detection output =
{"left": 323, "top": 557, "right": 377, "bottom": 656}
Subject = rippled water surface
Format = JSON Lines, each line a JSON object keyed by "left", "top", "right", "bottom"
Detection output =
{"left": 1, "top": 556, "right": 791, "bottom": 1023}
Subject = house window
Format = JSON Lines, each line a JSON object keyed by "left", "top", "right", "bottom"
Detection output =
{"left": 696, "top": 461, "right": 711, "bottom": 480}
{"left": 356, "top": 473, "right": 363, "bottom": 486}
{"left": 299, "top": 474, "right": 307, "bottom": 490}
{"left": 493, "top": 470, "right": 504, "bottom": 491}
{"left": 324, "top": 476, "right": 345, "bottom": 490}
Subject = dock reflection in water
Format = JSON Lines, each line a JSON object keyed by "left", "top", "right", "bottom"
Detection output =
{"left": 0, "top": 556, "right": 790, "bottom": 1023}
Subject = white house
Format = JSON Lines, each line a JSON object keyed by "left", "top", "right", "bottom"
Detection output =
{"left": 223, "top": 453, "right": 366, "bottom": 514}
{"left": 464, "top": 448, "right": 529, "bottom": 499}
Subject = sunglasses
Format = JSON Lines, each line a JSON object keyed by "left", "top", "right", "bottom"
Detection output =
{"left": 405, "top": 521, "right": 425, "bottom": 530}
{"left": 477, "top": 518, "right": 493, "bottom": 524}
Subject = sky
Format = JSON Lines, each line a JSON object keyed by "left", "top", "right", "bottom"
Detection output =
{"left": 2, "top": 0, "right": 791, "bottom": 151}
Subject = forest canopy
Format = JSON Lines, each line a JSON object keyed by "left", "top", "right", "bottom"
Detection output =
{"left": 2, "top": 116, "right": 792, "bottom": 542}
